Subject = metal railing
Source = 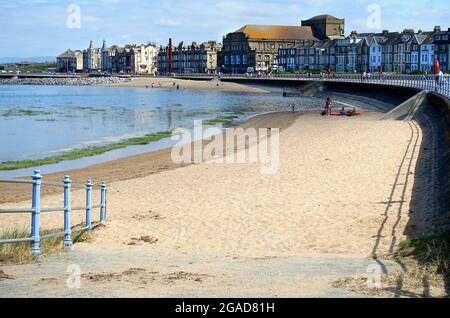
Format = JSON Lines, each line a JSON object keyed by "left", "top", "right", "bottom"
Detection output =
{"left": 0, "top": 170, "right": 107, "bottom": 259}
{"left": 173, "top": 73, "right": 450, "bottom": 99}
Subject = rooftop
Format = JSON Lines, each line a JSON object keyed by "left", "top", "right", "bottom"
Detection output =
{"left": 235, "top": 25, "right": 318, "bottom": 41}
{"left": 303, "top": 14, "right": 342, "bottom": 21}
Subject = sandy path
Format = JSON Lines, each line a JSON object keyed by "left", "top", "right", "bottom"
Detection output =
{"left": 1, "top": 112, "right": 421, "bottom": 259}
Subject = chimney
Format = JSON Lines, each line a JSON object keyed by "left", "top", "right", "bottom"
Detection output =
{"left": 382, "top": 30, "right": 389, "bottom": 36}
{"left": 168, "top": 38, "right": 173, "bottom": 74}
{"left": 434, "top": 26, "right": 441, "bottom": 33}
{"left": 402, "top": 29, "right": 414, "bottom": 35}
{"left": 350, "top": 30, "right": 357, "bottom": 37}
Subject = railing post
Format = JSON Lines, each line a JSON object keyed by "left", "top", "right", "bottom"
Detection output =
{"left": 85, "top": 180, "right": 93, "bottom": 230}
{"left": 100, "top": 181, "right": 107, "bottom": 224}
{"left": 31, "top": 170, "right": 42, "bottom": 259}
{"left": 64, "top": 176, "right": 73, "bottom": 249}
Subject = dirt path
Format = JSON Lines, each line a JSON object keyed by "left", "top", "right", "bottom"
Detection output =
{"left": 0, "top": 245, "right": 399, "bottom": 298}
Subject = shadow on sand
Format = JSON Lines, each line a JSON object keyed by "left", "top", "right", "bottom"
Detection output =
{"left": 371, "top": 93, "right": 450, "bottom": 298}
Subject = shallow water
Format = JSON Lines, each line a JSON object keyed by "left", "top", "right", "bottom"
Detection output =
{"left": 0, "top": 85, "right": 323, "bottom": 176}
{"left": 0, "top": 85, "right": 322, "bottom": 160}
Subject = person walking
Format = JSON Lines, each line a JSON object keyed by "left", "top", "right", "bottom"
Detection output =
{"left": 325, "top": 97, "right": 332, "bottom": 116}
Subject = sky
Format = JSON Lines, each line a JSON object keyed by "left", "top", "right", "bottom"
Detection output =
{"left": 0, "top": 0, "right": 449, "bottom": 59}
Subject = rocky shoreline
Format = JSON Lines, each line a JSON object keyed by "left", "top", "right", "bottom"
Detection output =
{"left": 0, "top": 76, "right": 130, "bottom": 86}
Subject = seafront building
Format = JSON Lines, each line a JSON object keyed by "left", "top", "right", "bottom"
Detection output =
{"left": 101, "top": 42, "right": 158, "bottom": 74}
{"left": 56, "top": 14, "right": 450, "bottom": 74}
{"left": 279, "top": 24, "right": 449, "bottom": 73}
{"left": 220, "top": 24, "right": 319, "bottom": 74}
{"left": 220, "top": 15, "right": 345, "bottom": 74}
{"left": 83, "top": 41, "right": 101, "bottom": 72}
{"left": 434, "top": 28, "right": 450, "bottom": 72}
{"left": 56, "top": 49, "right": 83, "bottom": 73}
{"left": 157, "top": 41, "right": 222, "bottom": 74}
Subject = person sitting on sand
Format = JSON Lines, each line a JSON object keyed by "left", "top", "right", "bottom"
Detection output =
{"left": 347, "top": 108, "right": 357, "bottom": 116}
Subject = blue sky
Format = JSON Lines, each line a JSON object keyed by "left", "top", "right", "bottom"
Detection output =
{"left": 0, "top": 0, "right": 449, "bottom": 58}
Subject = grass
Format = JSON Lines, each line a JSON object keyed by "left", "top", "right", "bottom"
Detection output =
{"left": 2, "top": 108, "right": 52, "bottom": 117}
{"left": 332, "top": 232, "right": 450, "bottom": 297}
{"left": 0, "top": 130, "right": 174, "bottom": 171}
{"left": 0, "top": 111, "right": 242, "bottom": 171}
{"left": 203, "top": 115, "right": 239, "bottom": 126}
{"left": 398, "top": 231, "right": 450, "bottom": 280}
{"left": 0, "top": 227, "right": 93, "bottom": 265}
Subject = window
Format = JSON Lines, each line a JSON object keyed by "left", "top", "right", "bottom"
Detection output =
{"left": 443, "top": 35, "right": 449, "bottom": 41}
{"left": 436, "top": 36, "right": 442, "bottom": 41}
{"left": 242, "top": 55, "right": 248, "bottom": 65}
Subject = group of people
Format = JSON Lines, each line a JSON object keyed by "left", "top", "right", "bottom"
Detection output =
{"left": 320, "top": 98, "right": 357, "bottom": 117}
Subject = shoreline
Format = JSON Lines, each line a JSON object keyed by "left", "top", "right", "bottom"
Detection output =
{"left": 105, "top": 76, "right": 270, "bottom": 93}
{"left": 0, "top": 111, "right": 302, "bottom": 204}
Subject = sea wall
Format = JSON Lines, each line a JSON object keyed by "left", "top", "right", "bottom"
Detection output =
{"left": 0, "top": 77, "right": 129, "bottom": 86}
{"left": 425, "top": 92, "right": 450, "bottom": 223}
{"left": 218, "top": 77, "right": 421, "bottom": 112}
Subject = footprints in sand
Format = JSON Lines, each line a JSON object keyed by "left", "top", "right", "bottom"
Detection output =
{"left": 131, "top": 210, "right": 165, "bottom": 222}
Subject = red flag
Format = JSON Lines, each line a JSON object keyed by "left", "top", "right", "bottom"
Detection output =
{"left": 434, "top": 60, "right": 440, "bottom": 75}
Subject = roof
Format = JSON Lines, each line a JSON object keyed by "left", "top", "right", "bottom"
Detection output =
{"left": 421, "top": 32, "right": 435, "bottom": 44}
{"left": 434, "top": 30, "right": 450, "bottom": 35}
{"left": 235, "top": 25, "right": 318, "bottom": 41}
{"left": 304, "top": 14, "right": 342, "bottom": 21}
{"left": 57, "top": 50, "right": 76, "bottom": 58}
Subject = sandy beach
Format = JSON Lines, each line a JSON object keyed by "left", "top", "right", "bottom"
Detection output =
{"left": 2, "top": 107, "right": 441, "bottom": 297}
{"left": 107, "top": 76, "right": 269, "bottom": 93}
{"left": 0, "top": 111, "right": 424, "bottom": 258}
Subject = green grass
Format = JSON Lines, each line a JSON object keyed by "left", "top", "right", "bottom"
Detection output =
{"left": 0, "top": 130, "right": 174, "bottom": 171}
{"left": 399, "top": 231, "right": 450, "bottom": 279}
{"left": 203, "top": 115, "right": 239, "bottom": 126}
{"left": 0, "top": 227, "right": 93, "bottom": 264}
{"left": 17, "top": 63, "right": 56, "bottom": 73}
{"left": 2, "top": 108, "right": 52, "bottom": 117}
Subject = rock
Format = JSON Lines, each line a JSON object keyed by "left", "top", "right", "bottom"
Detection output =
{"left": 0, "top": 76, "right": 128, "bottom": 86}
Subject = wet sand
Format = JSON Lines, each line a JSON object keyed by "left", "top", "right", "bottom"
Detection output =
{"left": 0, "top": 112, "right": 299, "bottom": 204}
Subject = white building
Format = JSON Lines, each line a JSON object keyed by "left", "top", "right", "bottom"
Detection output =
{"left": 83, "top": 40, "right": 101, "bottom": 72}
{"left": 133, "top": 43, "right": 159, "bottom": 74}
